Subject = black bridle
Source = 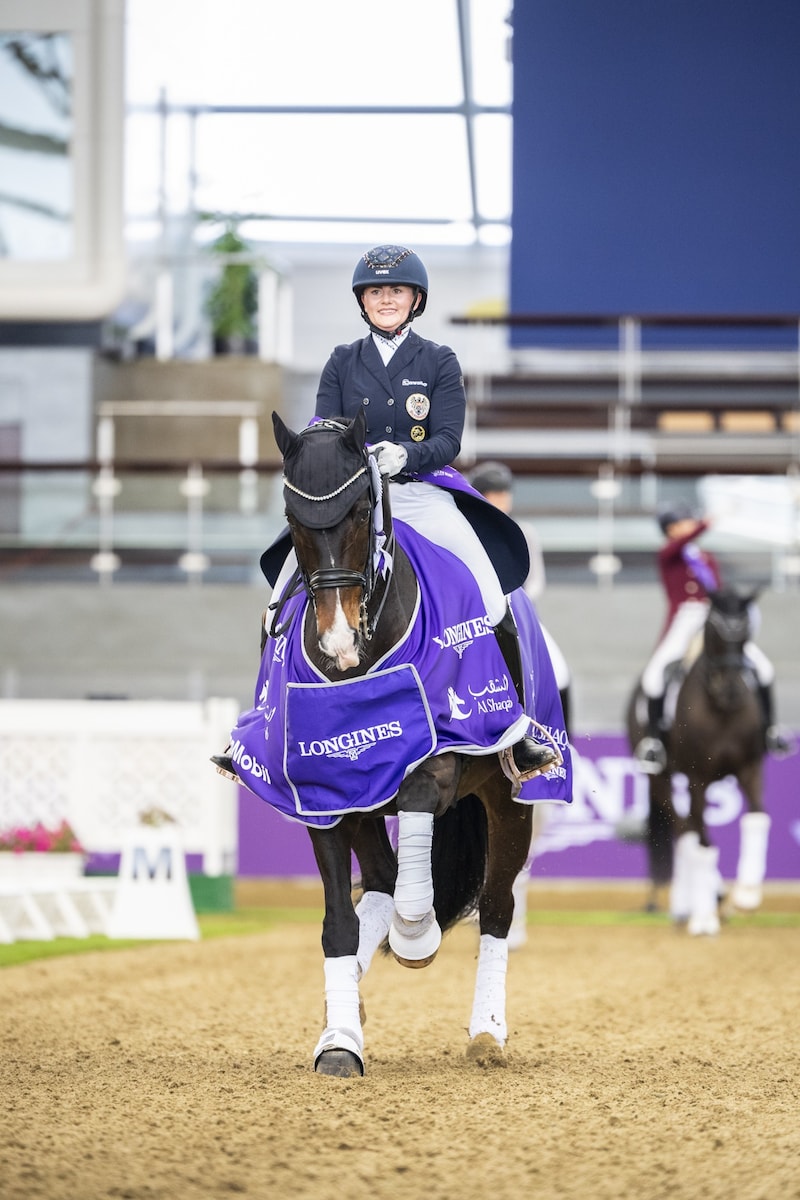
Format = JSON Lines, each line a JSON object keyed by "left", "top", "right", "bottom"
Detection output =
{"left": 268, "top": 425, "right": 396, "bottom": 641}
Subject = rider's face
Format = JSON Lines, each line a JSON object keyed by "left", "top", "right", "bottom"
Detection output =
{"left": 360, "top": 284, "right": 419, "bottom": 333}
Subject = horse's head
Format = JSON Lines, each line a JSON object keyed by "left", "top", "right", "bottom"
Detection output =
{"left": 273, "top": 409, "right": 388, "bottom": 672}
{"left": 704, "top": 585, "right": 758, "bottom": 660}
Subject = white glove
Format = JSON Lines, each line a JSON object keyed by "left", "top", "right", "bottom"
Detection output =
{"left": 372, "top": 441, "right": 408, "bottom": 478}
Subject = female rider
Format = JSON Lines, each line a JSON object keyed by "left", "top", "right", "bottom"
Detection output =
{"left": 214, "top": 245, "right": 557, "bottom": 784}
{"left": 312, "top": 245, "right": 555, "bottom": 781}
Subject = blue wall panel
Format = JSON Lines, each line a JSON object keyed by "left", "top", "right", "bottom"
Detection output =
{"left": 510, "top": 1, "right": 800, "bottom": 342}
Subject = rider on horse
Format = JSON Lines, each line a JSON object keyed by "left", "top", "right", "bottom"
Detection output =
{"left": 313, "top": 245, "right": 556, "bottom": 782}
{"left": 214, "top": 245, "right": 559, "bottom": 784}
{"left": 633, "top": 500, "right": 791, "bottom": 774}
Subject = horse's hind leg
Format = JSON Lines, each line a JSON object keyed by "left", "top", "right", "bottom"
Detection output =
{"left": 467, "top": 786, "right": 532, "bottom": 1062}
{"left": 308, "top": 821, "right": 365, "bottom": 1077}
{"left": 352, "top": 817, "right": 396, "bottom": 978}
{"left": 646, "top": 772, "right": 675, "bottom": 910}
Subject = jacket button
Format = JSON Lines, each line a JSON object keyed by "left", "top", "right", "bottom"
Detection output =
{"left": 362, "top": 397, "right": 370, "bottom": 405}
{"left": 387, "top": 398, "right": 394, "bottom": 406}
{"left": 385, "top": 426, "right": 392, "bottom": 433}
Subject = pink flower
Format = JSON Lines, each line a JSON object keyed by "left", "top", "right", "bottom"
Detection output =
{"left": 0, "top": 820, "right": 85, "bottom": 854}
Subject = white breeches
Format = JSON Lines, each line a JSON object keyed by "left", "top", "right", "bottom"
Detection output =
{"left": 389, "top": 481, "right": 507, "bottom": 624}
{"left": 642, "top": 600, "right": 774, "bottom": 697}
{"left": 541, "top": 623, "right": 571, "bottom": 691}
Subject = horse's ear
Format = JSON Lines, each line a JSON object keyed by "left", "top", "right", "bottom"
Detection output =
{"left": 272, "top": 411, "right": 299, "bottom": 460}
{"left": 342, "top": 407, "right": 368, "bottom": 454}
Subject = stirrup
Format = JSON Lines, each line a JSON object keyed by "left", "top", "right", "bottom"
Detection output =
{"left": 634, "top": 736, "right": 667, "bottom": 775}
{"left": 210, "top": 753, "right": 237, "bottom": 782}
{"left": 766, "top": 726, "right": 794, "bottom": 757}
{"left": 499, "top": 722, "right": 561, "bottom": 797}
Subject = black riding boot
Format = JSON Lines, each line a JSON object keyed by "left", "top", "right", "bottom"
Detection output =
{"left": 559, "top": 687, "right": 572, "bottom": 742}
{"left": 634, "top": 694, "right": 668, "bottom": 774}
{"left": 493, "top": 607, "right": 559, "bottom": 780}
{"left": 757, "top": 683, "right": 793, "bottom": 755}
{"left": 647, "top": 695, "right": 666, "bottom": 742}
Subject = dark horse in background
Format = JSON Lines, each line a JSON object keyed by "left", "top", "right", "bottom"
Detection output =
{"left": 233, "top": 410, "right": 567, "bottom": 1076}
{"left": 627, "top": 587, "right": 772, "bottom": 935}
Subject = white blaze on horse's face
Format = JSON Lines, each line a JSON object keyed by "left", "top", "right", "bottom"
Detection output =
{"left": 315, "top": 531, "right": 362, "bottom": 672}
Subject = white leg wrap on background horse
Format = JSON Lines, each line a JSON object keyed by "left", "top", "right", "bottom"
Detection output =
{"left": 687, "top": 843, "right": 721, "bottom": 936}
{"left": 393, "top": 811, "right": 435, "bottom": 920}
{"left": 670, "top": 831, "right": 699, "bottom": 922}
{"left": 312, "top": 955, "right": 364, "bottom": 1066}
{"left": 732, "top": 812, "right": 772, "bottom": 910}
{"left": 469, "top": 934, "right": 510, "bottom": 1044}
{"left": 355, "top": 890, "right": 395, "bottom": 979}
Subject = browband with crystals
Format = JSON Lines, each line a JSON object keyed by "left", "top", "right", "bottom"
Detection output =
{"left": 283, "top": 465, "right": 367, "bottom": 503}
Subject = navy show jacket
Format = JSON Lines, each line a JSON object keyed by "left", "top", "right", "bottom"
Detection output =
{"left": 315, "top": 330, "right": 466, "bottom": 475}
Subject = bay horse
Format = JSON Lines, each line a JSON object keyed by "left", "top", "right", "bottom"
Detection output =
{"left": 627, "top": 586, "right": 771, "bottom": 935}
{"left": 232, "top": 410, "right": 569, "bottom": 1076}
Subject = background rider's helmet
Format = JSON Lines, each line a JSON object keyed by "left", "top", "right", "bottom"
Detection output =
{"left": 352, "top": 245, "right": 429, "bottom": 318}
{"left": 468, "top": 461, "right": 513, "bottom": 496}
{"left": 657, "top": 500, "right": 696, "bottom": 534}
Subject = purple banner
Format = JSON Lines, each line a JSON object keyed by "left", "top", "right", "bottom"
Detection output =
{"left": 237, "top": 734, "right": 800, "bottom": 882}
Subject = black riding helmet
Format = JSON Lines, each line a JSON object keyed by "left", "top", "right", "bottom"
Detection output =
{"left": 352, "top": 245, "right": 428, "bottom": 336}
{"left": 657, "top": 500, "right": 696, "bottom": 534}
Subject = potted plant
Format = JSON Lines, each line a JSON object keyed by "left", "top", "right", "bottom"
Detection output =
{"left": 0, "top": 819, "right": 86, "bottom": 883}
{"left": 203, "top": 221, "right": 259, "bottom": 355}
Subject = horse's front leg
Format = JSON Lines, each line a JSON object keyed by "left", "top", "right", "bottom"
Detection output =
{"left": 389, "top": 757, "right": 460, "bottom": 968}
{"left": 308, "top": 820, "right": 365, "bottom": 1077}
{"left": 681, "top": 778, "right": 721, "bottom": 937}
{"left": 731, "top": 759, "right": 771, "bottom": 912}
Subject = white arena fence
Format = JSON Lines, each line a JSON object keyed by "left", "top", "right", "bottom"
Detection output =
{"left": 0, "top": 698, "right": 239, "bottom": 942}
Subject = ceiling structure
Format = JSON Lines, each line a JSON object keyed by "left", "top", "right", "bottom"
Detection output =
{"left": 124, "top": 0, "right": 513, "bottom": 250}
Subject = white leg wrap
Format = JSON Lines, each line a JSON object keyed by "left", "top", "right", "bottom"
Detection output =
{"left": 355, "top": 890, "right": 395, "bottom": 979}
{"left": 312, "top": 955, "right": 364, "bottom": 1064}
{"left": 733, "top": 812, "right": 771, "bottom": 910}
{"left": 670, "top": 831, "right": 699, "bottom": 922}
{"left": 469, "top": 934, "right": 510, "bottom": 1044}
{"left": 393, "top": 810, "right": 434, "bottom": 921}
{"left": 687, "top": 843, "right": 721, "bottom": 936}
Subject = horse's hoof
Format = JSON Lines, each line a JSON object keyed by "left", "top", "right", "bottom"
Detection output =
{"left": 730, "top": 883, "right": 762, "bottom": 911}
{"left": 687, "top": 913, "right": 720, "bottom": 936}
{"left": 315, "top": 1049, "right": 364, "bottom": 1078}
{"left": 388, "top": 911, "right": 442, "bottom": 968}
{"left": 392, "top": 949, "right": 440, "bottom": 969}
{"left": 466, "top": 1032, "right": 507, "bottom": 1068}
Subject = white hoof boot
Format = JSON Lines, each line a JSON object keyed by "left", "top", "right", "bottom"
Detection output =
{"left": 670, "top": 831, "right": 699, "bottom": 923}
{"left": 389, "top": 909, "right": 442, "bottom": 968}
{"left": 730, "top": 883, "right": 762, "bottom": 911}
{"left": 732, "top": 812, "right": 771, "bottom": 912}
{"left": 687, "top": 843, "right": 721, "bottom": 936}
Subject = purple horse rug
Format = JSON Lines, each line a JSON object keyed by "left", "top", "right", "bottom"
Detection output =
{"left": 228, "top": 523, "right": 572, "bottom": 827}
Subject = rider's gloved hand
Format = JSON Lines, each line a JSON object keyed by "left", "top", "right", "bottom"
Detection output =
{"left": 372, "top": 442, "right": 408, "bottom": 478}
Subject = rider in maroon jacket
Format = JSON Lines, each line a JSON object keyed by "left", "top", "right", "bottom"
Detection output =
{"left": 634, "top": 501, "right": 791, "bottom": 773}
